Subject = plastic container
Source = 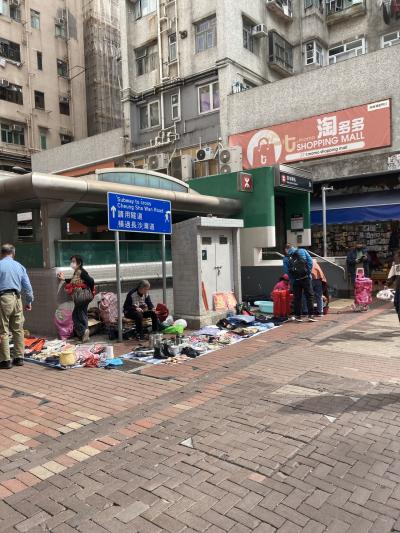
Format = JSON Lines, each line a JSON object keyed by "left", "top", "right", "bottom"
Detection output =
{"left": 254, "top": 301, "right": 274, "bottom": 314}
{"left": 105, "top": 346, "right": 114, "bottom": 359}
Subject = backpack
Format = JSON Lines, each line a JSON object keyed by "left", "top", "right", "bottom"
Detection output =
{"left": 288, "top": 251, "right": 308, "bottom": 280}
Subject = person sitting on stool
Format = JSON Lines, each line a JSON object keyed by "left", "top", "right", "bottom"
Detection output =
{"left": 123, "top": 279, "right": 159, "bottom": 340}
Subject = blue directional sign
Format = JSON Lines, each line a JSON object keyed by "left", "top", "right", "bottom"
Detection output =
{"left": 107, "top": 192, "right": 172, "bottom": 234}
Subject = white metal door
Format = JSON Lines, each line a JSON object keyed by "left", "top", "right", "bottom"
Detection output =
{"left": 215, "top": 232, "right": 234, "bottom": 293}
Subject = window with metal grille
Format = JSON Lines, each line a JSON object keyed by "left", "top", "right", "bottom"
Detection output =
{"left": 0, "top": 82, "right": 23, "bottom": 105}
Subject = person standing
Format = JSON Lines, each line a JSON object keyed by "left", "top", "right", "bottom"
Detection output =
{"left": 311, "top": 259, "right": 327, "bottom": 317}
{"left": 123, "top": 279, "right": 160, "bottom": 340}
{"left": 57, "top": 255, "right": 95, "bottom": 342}
{"left": 346, "top": 242, "right": 369, "bottom": 284}
{"left": 387, "top": 251, "right": 400, "bottom": 324}
{"left": 0, "top": 244, "right": 34, "bottom": 368}
{"left": 283, "top": 244, "right": 316, "bottom": 322}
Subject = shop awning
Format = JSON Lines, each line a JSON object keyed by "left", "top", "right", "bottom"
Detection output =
{"left": 311, "top": 191, "right": 400, "bottom": 224}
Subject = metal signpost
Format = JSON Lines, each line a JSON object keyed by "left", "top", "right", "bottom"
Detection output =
{"left": 321, "top": 186, "right": 333, "bottom": 258}
{"left": 107, "top": 192, "right": 172, "bottom": 341}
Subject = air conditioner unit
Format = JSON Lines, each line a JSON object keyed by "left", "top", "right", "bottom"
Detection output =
{"left": 148, "top": 153, "right": 169, "bottom": 170}
{"left": 56, "top": 18, "right": 65, "bottom": 25}
{"left": 11, "top": 124, "right": 24, "bottom": 132}
{"left": 196, "top": 147, "right": 214, "bottom": 162}
{"left": 60, "top": 96, "right": 69, "bottom": 103}
{"left": 252, "top": 24, "right": 268, "bottom": 38}
{"left": 10, "top": 0, "right": 21, "bottom": 6}
{"left": 219, "top": 146, "right": 243, "bottom": 173}
{"left": 0, "top": 79, "right": 10, "bottom": 87}
{"left": 171, "top": 155, "right": 193, "bottom": 181}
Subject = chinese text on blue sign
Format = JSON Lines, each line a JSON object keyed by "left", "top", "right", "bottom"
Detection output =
{"left": 107, "top": 193, "right": 172, "bottom": 234}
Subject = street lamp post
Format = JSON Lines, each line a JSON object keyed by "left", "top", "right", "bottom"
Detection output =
{"left": 322, "top": 186, "right": 333, "bottom": 258}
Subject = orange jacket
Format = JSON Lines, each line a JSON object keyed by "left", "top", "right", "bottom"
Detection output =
{"left": 311, "top": 259, "right": 327, "bottom": 283}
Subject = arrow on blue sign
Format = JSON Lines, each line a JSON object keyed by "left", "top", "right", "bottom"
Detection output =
{"left": 107, "top": 192, "right": 172, "bottom": 235}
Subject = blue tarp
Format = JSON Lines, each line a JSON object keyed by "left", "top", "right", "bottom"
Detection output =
{"left": 311, "top": 192, "right": 400, "bottom": 224}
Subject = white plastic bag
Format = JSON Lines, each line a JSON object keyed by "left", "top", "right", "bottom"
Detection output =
{"left": 376, "top": 289, "right": 395, "bottom": 301}
{"left": 162, "top": 315, "right": 174, "bottom": 326}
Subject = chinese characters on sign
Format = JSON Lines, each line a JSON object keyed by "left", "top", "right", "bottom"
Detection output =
{"left": 229, "top": 100, "right": 391, "bottom": 169}
{"left": 107, "top": 193, "right": 172, "bottom": 234}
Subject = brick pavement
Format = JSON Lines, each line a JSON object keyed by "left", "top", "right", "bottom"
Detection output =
{"left": 0, "top": 303, "right": 398, "bottom": 531}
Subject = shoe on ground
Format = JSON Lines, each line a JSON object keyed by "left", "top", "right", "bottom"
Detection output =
{"left": 13, "top": 358, "right": 24, "bottom": 366}
{"left": 308, "top": 316, "right": 318, "bottom": 322}
{"left": 0, "top": 360, "right": 12, "bottom": 369}
{"left": 82, "top": 329, "right": 90, "bottom": 343}
{"left": 294, "top": 317, "right": 303, "bottom": 322}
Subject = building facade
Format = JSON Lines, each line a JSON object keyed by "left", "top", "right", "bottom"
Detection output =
{"left": 0, "top": 0, "right": 87, "bottom": 171}
{"left": 119, "top": 0, "right": 400, "bottom": 180}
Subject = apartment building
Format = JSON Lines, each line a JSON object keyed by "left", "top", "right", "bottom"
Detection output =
{"left": 119, "top": 0, "right": 400, "bottom": 180}
{"left": 0, "top": 0, "right": 87, "bottom": 171}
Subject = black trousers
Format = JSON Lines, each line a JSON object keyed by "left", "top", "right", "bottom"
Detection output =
{"left": 72, "top": 302, "right": 89, "bottom": 339}
{"left": 395, "top": 289, "right": 400, "bottom": 323}
{"left": 125, "top": 309, "right": 159, "bottom": 335}
{"left": 293, "top": 278, "right": 314, "bottom": 318}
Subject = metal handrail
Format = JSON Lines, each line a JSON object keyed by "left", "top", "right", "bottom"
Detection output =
{"left": 309, "top": 251, "right": 346, "bottom": 280}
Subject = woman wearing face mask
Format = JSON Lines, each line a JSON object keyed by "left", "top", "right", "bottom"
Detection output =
{"left": 57, "top": 256, "right": 95, "bottom": 342}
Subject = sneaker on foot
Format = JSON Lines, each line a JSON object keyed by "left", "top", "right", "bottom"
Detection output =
{"left": 308, "top": 316, "right": 317, "bottom": 322}
{"left": 82, "top": 329, "right": 90, "bottom": 343}
{"left": 294, "top": 317, "right": 303, "bottom": 322}
{"left": 13, "top": 358, "right": 24, "bottom": 366}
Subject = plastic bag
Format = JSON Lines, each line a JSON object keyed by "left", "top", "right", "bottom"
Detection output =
{"left": 377, "top": 289, "right": 395, "bottom": 301}
{"left": 162, "top": 315, "right": 174, "bottom": 326}
{"left": 173, "top": 319, "right": 187, "bottom": 329}
{"left": 54, "top": 307, "right": 74, "bottom": 340}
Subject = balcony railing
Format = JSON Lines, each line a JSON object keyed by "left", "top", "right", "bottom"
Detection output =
{"left": 268, "top": 31, "right": 294, "bottom": 75}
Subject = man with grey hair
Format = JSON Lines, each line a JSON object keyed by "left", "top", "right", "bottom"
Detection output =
{"left": 0, "top": 244, "right": 34, "bottom": 368}
{"left": 123, "top": 279, "right": 159, "bottom": 339}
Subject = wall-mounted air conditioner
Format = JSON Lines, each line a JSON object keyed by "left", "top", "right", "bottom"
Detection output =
{"left": 252, "top": 24, "right": 268, "bottom": 38}
{"left": 171, "top": 155, "right": 193, "bottom": 181}
{"left": 148, "top": 153, "right": 169, "bottom": 170}
{"left": 196, "top": 147, "right": 214, "bottom": 162}
{"left": 219, "top": 147, "right": 243, "bottom": 173}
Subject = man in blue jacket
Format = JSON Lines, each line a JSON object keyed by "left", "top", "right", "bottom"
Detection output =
{"left": 283, "top": 244, "right": 316, "bottom": 322}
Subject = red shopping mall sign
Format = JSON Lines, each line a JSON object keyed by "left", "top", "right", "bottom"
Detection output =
{"left": 229, "top": 100, "right": 392, "bottom": 169}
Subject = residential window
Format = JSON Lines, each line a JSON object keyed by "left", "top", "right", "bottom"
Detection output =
{"left": 57, "top": 59, "right": 68, "bottom": 77}
{"left": 39, "top": 129, "right": 47, "bottom": 150}
{"left": 135, "top": 42, "right": 157, "bottom": 76}
{"left": 198, "top": 82, "right": 220, "bottom": 114}
{"left": 382, "top": 31, "right": 400, "bottom": 48}
{"left": 168, "top": 33, "right": 177, "bottom": 62}
{"left": 304, "top": 0, "right": 324, "bottom": 12}
{"left": 10, "top": 3, "right": 21, "bottom": 22}
{"left": 0, "top": 38, "right": 21, "bottom": 62}
{"left": 133, "top": 0, "right": 156, "bottom": 19}
{"left": 329, "top": 38, "right": 365, "bottom": 64}
{"left": 243, "top": 19, "right": 255, "bottom": 53}
{"left": 37, "top": 51, "right": 42, "bottom": 70}
{"left": 1, "top": 123, "right": 25, "bottom": 145}
{"left": 195, "top": 16, "right": 217, "bottom": 53}
{"left": 0, "top": 81, "right": 23, "bottom": 105}
{"left": 34, "top": 90, "right": 45, "bottom": 109}
{"left": 0, "top": 0, "right": 9, "bottom": 17}
{"left": 305, "top": 41, "right": 323, "bottom": 65}
{"left": 171, "top": 93, "right": 180, "bottom": 120}
{"left": 31, "top": 9, "right": 40, "bottom": 29}
{"left": 59, "top": 97, "right": 70, "bottom": 115}
{"left": 268, "top": 31, "right": 293, "bottom": 73}
{"left": 139, "top": 100, "right": 160, "bottom": 129}
{"left": 55, "top": 20, "right": 66, "bottom": 38}
{"left": 326, "top": 0, "right": 362, "bottom": 15}
{"left": 60, "top": 133, "right": 73, "bottom": 145}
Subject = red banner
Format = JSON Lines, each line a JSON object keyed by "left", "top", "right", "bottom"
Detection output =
{"left": 229, "top": 100, "right": 392, "bottom": 169}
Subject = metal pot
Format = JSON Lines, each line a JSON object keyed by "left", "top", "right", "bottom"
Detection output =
{"left": 149, "top": 333, "right": 163, "bottom": 349}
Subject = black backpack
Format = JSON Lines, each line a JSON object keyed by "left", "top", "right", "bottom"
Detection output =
{"left": 288, "top": 251, "right": 308, "bottom": 280}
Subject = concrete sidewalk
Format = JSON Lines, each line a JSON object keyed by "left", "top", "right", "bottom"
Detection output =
{"left": 0, "top": 303, "right": 398, "bottom": 532}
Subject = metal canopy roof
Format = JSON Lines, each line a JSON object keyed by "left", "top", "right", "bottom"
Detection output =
{"left": 0, "top": 172, "right": 242, "bottom": 216}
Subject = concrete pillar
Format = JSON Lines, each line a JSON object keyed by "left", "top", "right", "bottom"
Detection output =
{"left": 32, "top": 209, "right": 42, "bottom": 242}
{"left": 41, "top": 204, "right": 62, "bottom": 269}
{"left": 0, "top": 211, "right": 18, "bottom": 245}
